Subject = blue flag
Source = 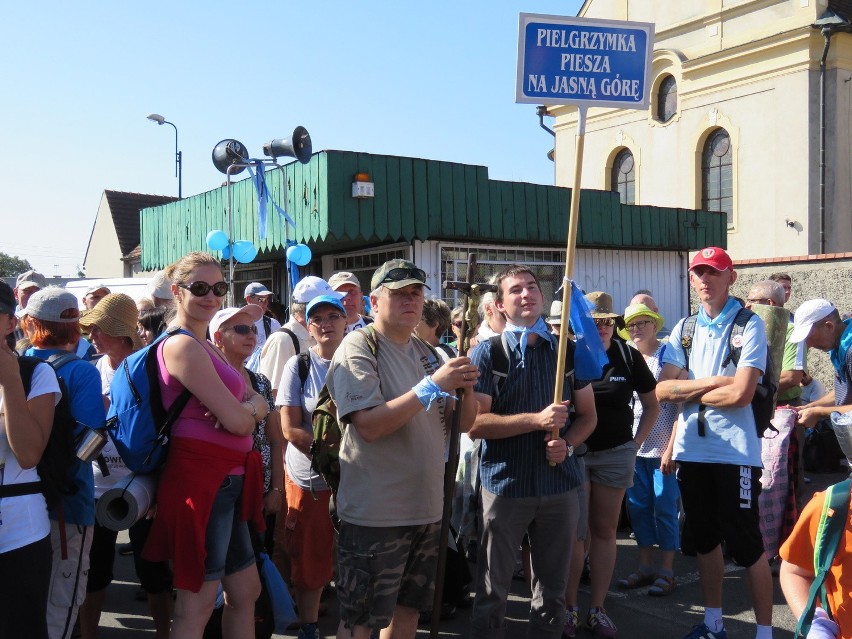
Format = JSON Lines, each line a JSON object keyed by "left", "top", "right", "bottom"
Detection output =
{"left": 569, "top": 281, "right": 608, "bottom": 380}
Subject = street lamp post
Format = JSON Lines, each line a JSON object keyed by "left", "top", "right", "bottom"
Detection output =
{"left": 146, "top": 113, "right": 182, "bottom": 199}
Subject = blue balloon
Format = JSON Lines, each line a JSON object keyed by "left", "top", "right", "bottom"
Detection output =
{"left": 291, "top": 243, "right": 312, "bottom": 266}
{"left": 206, "top": 229, "right": 229, "bottom": 251}
{"left": 233, "top": 240, "right": 258, "bottom": 264}
{"left": 221, "top": 244, "right": 232, "bottom": 260}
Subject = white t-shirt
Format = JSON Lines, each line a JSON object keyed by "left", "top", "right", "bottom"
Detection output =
{"left": 344, "top": 316, "right": 371, "bottom": 334}
{"left": 0, "top": 362, "right": 60, "bottom": 553}
{"left": 93, "top": 356, "right": 130, "bottom": 497}
{"left": 257, "top": 319, "right": 315, "bottom": 392}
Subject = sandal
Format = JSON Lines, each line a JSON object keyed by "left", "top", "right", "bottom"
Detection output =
{"left": 617, "top": 571, "right": 655, "bottom": 589}
{"left": 648, "top": 575, "right": 676, "bottom": 596}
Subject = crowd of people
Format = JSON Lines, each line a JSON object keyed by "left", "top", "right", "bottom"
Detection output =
{"left": 0, "top": 247, "right": 850, "bottom": 639}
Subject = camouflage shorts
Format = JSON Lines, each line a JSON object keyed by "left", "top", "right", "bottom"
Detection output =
{"left": 336, "top": 520, "right": 440, "bottom": 630}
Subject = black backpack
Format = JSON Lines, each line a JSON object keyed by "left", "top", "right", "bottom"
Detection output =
{"left": 0, "top": 355, "right": 81, "bottom": 509}
{"left": 488, "top": 334, "right": 576, "bottom": 405}
{"left": 680, "top": 307, "right": 778, "bottom": 438}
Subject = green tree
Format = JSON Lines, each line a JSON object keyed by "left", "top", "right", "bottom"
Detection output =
{"left": 0, "top": 252, "right": 32, "bottom": 277}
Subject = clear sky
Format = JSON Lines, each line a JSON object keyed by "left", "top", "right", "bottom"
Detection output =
{"left": 0, "top": 1, "right": 584, "bottom": 278}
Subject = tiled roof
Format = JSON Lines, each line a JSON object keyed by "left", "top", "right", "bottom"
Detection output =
{"left": 103, "top": 191, "right": 178, "bottom": 256}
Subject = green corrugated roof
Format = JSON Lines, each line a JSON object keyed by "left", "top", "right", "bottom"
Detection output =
{"left": 140, "top": 150, "right": 725, "bottom": 270}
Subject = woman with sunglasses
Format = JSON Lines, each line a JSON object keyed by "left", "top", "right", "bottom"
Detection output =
{"left": 142, "top": 252, "right": 270, "bottom": 639}
{"left": 615, "top": 302, "right": 682, "bottom": 598}
{"left": 564, "top": 292, "right": 659, "bottom": 638}
{"left": 277, "top": 294, "right": 348, "bottom": 639}
{"left": 210, "top": 305, "right": 283, "bottom": 538}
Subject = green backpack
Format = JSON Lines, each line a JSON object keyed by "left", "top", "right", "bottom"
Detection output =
{"left": 795, "top": 477, "right": 851, "bottom": 637}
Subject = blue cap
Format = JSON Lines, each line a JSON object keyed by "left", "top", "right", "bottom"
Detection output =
{"left": 306, "top": 294, "right": 346, "bottom": 319}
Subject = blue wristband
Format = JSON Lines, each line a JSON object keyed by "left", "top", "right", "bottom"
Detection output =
{"left": 413, "top": 375, "right": 454, "bottom": 411}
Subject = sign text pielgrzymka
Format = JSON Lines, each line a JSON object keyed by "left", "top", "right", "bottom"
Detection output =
{"left": 516, "top": 13, "right": 654, "bottom": 110}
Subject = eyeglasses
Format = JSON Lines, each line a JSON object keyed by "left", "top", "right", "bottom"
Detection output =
{"left": 179, "top": 281, "right": 229, "bottom": 297}
{"left": 594, "top": 318, "right": 615, "bottom": 327}
{"left": 308, "top": 313, "right": 346, "bottom": 327}
{"left": 626, "top": 319, "right": 654, "bottom": 331}
{"left": 223, "top": 324, "right": 258, "bottom": 335}
{"left": 378, "top": 267, "right": 427, "bottom": 286}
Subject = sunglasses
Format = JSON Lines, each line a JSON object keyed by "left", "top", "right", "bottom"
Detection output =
{"left": 594, "top": 318, "right": 616, "bottom": 327}
{"left": 378, "top": 267, "right": 427, "bottom": 286}
{"left": 308, "top": 313, "right": 346, "bottom": 327}
{"left": 223, "top": 324, "right": 258, "bottom": 335}
{"left": 626, "top": 319, "right": 654, "bottom": 331}
{"left": 179, "top": 281, "right": 229, "bottom": 297}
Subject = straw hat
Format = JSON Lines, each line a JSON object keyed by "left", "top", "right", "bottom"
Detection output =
{"left": 584, "top": 291, "right": 619, "bottom": 318}
{"left": 617, "top": 302, "right": 665, "bottom": 341}
{"left": 79, "top": 293, "right": 142, "bottom": 350}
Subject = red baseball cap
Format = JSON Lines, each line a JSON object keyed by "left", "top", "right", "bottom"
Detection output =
{"left": 689, "top": 247, "right": 733, "bottom": 272}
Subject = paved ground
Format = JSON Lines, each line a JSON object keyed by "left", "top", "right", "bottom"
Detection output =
{"left": 98, "top": 471, "right": 848, "bottom": 638}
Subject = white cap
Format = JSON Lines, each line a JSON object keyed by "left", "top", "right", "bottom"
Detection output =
{"left": 292, "top": 276, "right": 344, "bottom": 304}
{"left": 148, "top": 270, "right": 173, "bottom": 300}
{"left": 209, "top": 304, "right": 264, "bottom": 337}
{"left": 790, "top": 299, "right": 837, "bottom": 343}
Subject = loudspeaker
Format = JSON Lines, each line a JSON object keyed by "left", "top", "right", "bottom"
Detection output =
{"left": 212, "top": 139, "right": 249, "bottom": 175}
{"left": 262, "top": 126, "right": 311, "bottom": 163}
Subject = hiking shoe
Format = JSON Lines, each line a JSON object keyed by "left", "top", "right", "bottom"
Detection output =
{"left": 682, "top": 623, "right": 727, "bottom": 639}
{"left": 562, "top": 606, "right": 580, "bottom": 638}
{"left": 297, "top": 624, "right": 321, "bottom": 639}
{"left": 587, "top": 607, "right": 617, "bottom": 638}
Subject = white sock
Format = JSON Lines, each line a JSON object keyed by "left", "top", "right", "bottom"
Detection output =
{"left": 755, "top": 624, "right": 773, "bottom": 639}
{"left": 704, "top": 608, "right": 724, "bottom": 633}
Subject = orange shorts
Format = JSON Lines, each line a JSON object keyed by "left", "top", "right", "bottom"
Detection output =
{"left": 283, "top": 473, "right": 335, "bottom": 591}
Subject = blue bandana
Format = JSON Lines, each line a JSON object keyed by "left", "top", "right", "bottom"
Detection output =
{"left": 503, "top": 316, "right": 555, "bottom": 368}
{"left": 830, "top": 319, "right": 852, "bottom": 382}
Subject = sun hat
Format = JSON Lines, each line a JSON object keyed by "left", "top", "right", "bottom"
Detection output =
{"left": 209, "top": 304, "right": 265, "bottom": 337}
{"left": 306, "top": 294, "right": 348, "bottom": 319}
{"left": 584, "top": 292, "right": 619, "bottom": 318}
{"left": 0, "top": 281, "right": 15, "bottom": 315}
{"left": 370, "top": 259, "right": 431, "bottom": 291}
{"left": 148, "top": 270, "right": 173, "bottom": 300}
{"left": 689, "top": 247, "right": 733, "bottom": 272}
{"left": 84, "top": 285, "right": 111, "bottom": 297}
{"left": 328, "top": 271, "right": 362, "bottom": 291}
{"left": 16, "top": 287, "right": 80, "bottom": 323}
{"left": 617, "top": 302, "right": 665, "bottom": 340}
{"left": 79, "top": 293, "right": 142, "bottom": 350}
{"left": 16, "top": 269, "right": 48, "bottom": 291}
{"left": 790, "top": 298, "right": 837, "bottom": 344}
{"left": 547, "top": 300, "right": 563, "bottom": 325}
{"left": 244, "top": 282, "right": 274, "bottom": 299}
{"left": 292, "top": 276, "right": 344, "bottom": 304}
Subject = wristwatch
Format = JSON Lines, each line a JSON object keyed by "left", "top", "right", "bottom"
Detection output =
{"left": 565, "top": 440, "right": 574, "bottom": 457}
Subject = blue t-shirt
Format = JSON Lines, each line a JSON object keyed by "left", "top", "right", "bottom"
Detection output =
{"left": 662, "top": 298, "right": 767, "bottom": 467}
{"left": 27, "top": 347, "right": 106, "bottom": 525}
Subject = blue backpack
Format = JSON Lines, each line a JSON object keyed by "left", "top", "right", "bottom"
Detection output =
{"left": 106, "top": 327, "right": 192, "bottom": 474}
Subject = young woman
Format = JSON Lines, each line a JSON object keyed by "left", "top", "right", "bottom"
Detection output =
{"left": 277, "top": 294, "right": 348, "bottom": 639}
{"left": 0, "top": 281, "right": 58, "bottom": 639}
{"left": 141, "top": 252, "right": 270, "bottom": 639}
{"left": 616, "top": 302, "right": 681, "bottom": 597}
{"left": 564, "top": 292, "right": 660, "bottom": 639}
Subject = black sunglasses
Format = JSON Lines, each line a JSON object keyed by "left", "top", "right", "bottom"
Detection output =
{"left": 223, "top": 324, "right": 258, "bottom": 335}
{"left": 379, "top": 267, "right": 427, "bottom": 285}
{"left": 179, "top": 281, "right": 229, "bottom": 297}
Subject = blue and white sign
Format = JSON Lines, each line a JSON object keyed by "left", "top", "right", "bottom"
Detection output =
{"left": 516, "top": 13, "right": 654, "bottom": 110}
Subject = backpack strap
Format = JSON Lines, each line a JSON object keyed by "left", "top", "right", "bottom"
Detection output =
{"left": 47, "top": 352, "right": 81, "bottom": 372}
{"left": 489, "top": 335, "right": 510, "bottom": 402}
{"left": 262, "top": 315, "right": 272, "bottom": 340}
{"left": 297, "top": 351, "right": 311, "bottom": 391}
{"left": 277, "top": 327, "right": 300, "bottom": 355}
{"left": 681, "top": 314, "right": 698, "bottom": 373}
{"left": 796, "top": 478, "right": 852, "bottom": 636}
{"left": 722, "top": 307, "right": 754, "bottom": 368}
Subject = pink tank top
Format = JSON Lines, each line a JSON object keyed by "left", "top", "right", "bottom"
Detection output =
{"left": 157, "top": 337, "right": 251, "bottom": 472}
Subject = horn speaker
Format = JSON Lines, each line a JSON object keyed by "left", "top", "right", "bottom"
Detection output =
{"left": 262, "top": 126, "right": 312, "bottom": 163}
{"left": 212, "top": 139, "right": 250, "bottom": 175}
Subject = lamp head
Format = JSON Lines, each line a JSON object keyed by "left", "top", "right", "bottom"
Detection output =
{"left": 147, "top": 113, "right": 166, "bottom": 125}
{"left": 211, "top": 139, "right": 250, "bottom": 175}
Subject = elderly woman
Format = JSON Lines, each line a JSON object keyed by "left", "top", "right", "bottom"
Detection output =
{"left": 0, "top": 281, "right": 59, "bottom": 639}
{"left": 277, "top": 294, "right": 348, "bottom": 639}
{"left": 564, "top": 292, "right": 660, "bottom": 639}
{"left": 141, "top": 252, "right": 270, "bottom": 639}
{"left": 19, "top": 286, "right": 106, "bottom": 639}
{"left": 616, "top": 302, "right": 681, "bottom": 597}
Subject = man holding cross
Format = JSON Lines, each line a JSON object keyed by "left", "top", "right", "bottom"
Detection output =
{"left": 468, "top": 264, "right": 597, "bottom": 639}
{"left": 325, "top": 258, "right": 480, "bottom": 639}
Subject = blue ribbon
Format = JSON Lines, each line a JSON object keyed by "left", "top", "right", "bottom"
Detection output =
{"left": 413, "top": 375, "right": 454, "bottom": 411}
{"left": 247, "top": 165, "right": 295, "bottom": 240}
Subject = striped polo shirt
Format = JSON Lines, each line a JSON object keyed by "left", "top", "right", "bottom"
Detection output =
{"left": 470, "top": 334, "right": 588, "bottom": 498}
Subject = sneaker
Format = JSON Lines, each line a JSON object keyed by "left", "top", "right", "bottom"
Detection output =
{"left": 587, "top": 607, "right": 617, "bottom": 638}
{"left": 562, "top": 606, "right": 580, "bottom": 638}
{"left": 297, "top": 624, "right": 321, "bottom": 639}
{"left": 682, "top": 623, "right": 728, "bottom": 639}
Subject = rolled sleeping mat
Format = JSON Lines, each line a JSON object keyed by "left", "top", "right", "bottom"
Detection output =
{"left": 749, "top": 303, "right": 788, "bottom": 390}
{"left": 96, "top": 474, "right": 157, "bottom": 531}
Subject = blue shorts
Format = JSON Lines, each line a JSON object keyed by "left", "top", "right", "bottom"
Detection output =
{"left": 204, "top": 475, "right": 255, "bottom": 581}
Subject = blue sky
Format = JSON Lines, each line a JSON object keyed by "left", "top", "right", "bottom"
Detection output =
{"left": 0, "top": 1, "right": 583, "bottom": 277}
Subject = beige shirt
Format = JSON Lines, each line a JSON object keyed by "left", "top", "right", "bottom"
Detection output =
{"left": 326, "top": 329, "right": 447, "bottom": 527}
{"left": 257, "top": 318, "right": 314, "bottom": 392}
